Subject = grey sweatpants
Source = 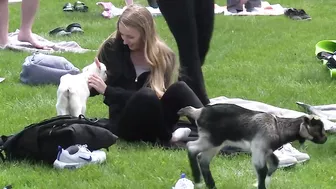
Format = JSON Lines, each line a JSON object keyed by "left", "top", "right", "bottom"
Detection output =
{"left": 227, "top": 0, "right": 261, "bottom": 11}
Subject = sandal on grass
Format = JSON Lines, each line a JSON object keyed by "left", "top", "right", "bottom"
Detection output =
{"left": 65, "top": 23, "right": 84, "bottom": 34}
{"left": 74, "top": 1, "right": 88, "bottom": 12}
{"left": 49, "top": 27, "right": 71, "bottom": 36}
{"left": 63, "top": 3, "right": 74, "bottom": 12}
{"left": 315, "top": 40, "right": 336, "bottom": 65}
{"left": 316, "top": 51, "right": 335, "bottom": 61}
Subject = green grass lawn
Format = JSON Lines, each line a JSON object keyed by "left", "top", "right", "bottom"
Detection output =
{"left": 1, "top": 0, "right": 336, "bottom": 188}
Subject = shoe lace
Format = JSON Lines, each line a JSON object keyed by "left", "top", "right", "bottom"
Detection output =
{"left": 283, "top": 144, "right": 300, "bottom": 154}
{"left": 274, "top": 146, "right": 285, "bottom": 155}
{"left": 77, "top": 144, "right": 91, "bottom": 153}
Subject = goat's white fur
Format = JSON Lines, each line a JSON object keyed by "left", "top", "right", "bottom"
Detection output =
{"left": 56, "top": 60, "right": 107, "bottom": 117}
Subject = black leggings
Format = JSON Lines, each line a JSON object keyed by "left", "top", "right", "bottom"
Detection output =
{"left": 116, "top": 82, "right": 203, "bottom": 143}
{"left": 157, "top": 0, "right": 214, "bottom": 106}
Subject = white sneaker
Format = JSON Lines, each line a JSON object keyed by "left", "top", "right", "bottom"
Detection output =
{"left": 273, "top": 147, "right": 298, "bottom": 168}
{"left": 53, "top": 144, "right": 106, "bottom": 169}
{"left": 279, "top": 143, "right": 310, "bottom": 163}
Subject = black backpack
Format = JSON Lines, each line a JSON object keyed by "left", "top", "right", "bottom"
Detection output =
{"left": 0, "top": 114, "right": 118, "bottom": 164}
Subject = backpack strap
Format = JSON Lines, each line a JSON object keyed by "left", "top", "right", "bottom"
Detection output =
{"left": 0, "top": 148, "right": 5, "bottom": 162}
{"left": 0, "top": 135, "right": 7, "bottom": 162}
{"left": 79, "top": 114, "right": 99, "bottom": 123}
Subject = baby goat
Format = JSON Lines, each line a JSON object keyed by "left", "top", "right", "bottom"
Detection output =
{"left": 178, "top": 103, "right": 327, "bottom": 189}
{"left": 56, "top": 58, "right": 107, "bottom": 117}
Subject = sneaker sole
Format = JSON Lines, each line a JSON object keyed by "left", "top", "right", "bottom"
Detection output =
{"left": 297, "top": 158, "right": 310, "bottom": 164}
{"left": 278, "top": 162, "right": 297, "bottom": 168}
{"left": 53, "top": 159, "right": 86, "bottom": 169}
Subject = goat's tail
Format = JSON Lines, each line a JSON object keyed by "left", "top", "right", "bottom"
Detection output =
{"left": 177, "top": 106, "right": 202, "bottom": 120}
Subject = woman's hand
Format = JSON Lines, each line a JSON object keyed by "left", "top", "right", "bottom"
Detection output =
{"left": 88, "top": 74, "right": 107, "bottom": 94}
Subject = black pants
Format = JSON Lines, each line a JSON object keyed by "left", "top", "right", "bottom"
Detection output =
{"left": 157, "top": 0, "right": 214, "bottom": 106}
{"left": 227, "top": 0, "right": 261, "bottom": 11}
{"left": 116, "top": 82, "right": 203, "bottom": 143}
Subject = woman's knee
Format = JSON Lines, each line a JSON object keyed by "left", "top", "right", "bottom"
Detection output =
{"left": 168, "top": 81, "right": 193, "bottom": 93}
{"left": 133, "top": 87, "right": 158, "bottom": 101}
{"left": 125, "top": 88, "right": 161, "bottom": 110}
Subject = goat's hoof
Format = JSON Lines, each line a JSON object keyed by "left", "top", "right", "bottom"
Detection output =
{"left": 177, "top": 106, "right": 191, "bottom": 115}
{"left": 253, "top": 181, "right": 258, "bottom": 187}
{"left": 195, "top": 183, "right": 203, "bottom": 189}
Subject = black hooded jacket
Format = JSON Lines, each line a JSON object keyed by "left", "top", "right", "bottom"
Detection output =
{"left": 90, "top": 38, "right": 150, "bottom": 119}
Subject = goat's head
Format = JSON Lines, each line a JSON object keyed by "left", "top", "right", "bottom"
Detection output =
{"left": 299, "top": 115, "right": 327, "bottom": 144}
{"left": 82, "top": 59, "right": 107, "bottom": 81}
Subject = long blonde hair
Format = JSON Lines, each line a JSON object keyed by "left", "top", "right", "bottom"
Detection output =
{"left": 97, "top": 4, "right": 178, "bottom": 98}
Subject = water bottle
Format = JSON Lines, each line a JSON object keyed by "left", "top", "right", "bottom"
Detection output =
{"left": 172, "top": 173, "right": 194, "bottom": 189}
{"left": 3, "top": 185, "right": 12, "bottom": 189}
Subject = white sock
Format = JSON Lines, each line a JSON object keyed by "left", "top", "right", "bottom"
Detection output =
{"left": 171, "top": 128, "right": 191, "bottom": 142}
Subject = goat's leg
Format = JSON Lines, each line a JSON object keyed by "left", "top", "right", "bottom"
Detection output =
{"left": 264, "top": 152, "right": 279, "bottom": 188}
{"left": 80, "top": 99, "right": 87, "bottom": 116}
{"left": 187, "top": 138, "right": 213, "bottom": 188}
{"left": 199, "top": 146, "right": 222, "bottom": 189}
{"left": 56, "top": 102, "right": 69, "bottom": 115}
{"left": 56, "top": 94, "right": 70, "bottom": 116}
{"left": 252, "top": 151, "right": 268, "bottom": 189}
{"left": 69, "top": 96, "right": 82, "bottom": 117}
{"left": 177, "top": 106, "right": 202, "bottom": 120}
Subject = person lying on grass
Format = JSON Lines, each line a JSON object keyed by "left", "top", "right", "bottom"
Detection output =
{"left": 88, "top": 4, "right": 202, "bottom": 145}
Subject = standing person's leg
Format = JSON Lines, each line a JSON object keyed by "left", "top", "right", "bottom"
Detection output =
{"left": 245, "top": 0, "right": 261, "bottom": 11}
{"left": 157, "top": 0, "right": 209, "bottom": 106}
{"left": 227, "top": 0, "right": 243, "bottom": 13}
{"left": 147, "top": 0, "right": 158, "bottom": 8}
{"left": 125, "top": 0, "right": 133, "bottom": 6}
{"left": 0, "top": 0, "right": 9, "bottom": 47}
{"left": 117, "top": 88, "right": 171, "bottom": 143}
{"left": 17, "top": 0, "right": 45, "bottom": 49}
{"left": 195, "top": 0, "right": 214, "bottom": 66}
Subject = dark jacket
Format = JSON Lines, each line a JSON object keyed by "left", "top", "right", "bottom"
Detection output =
{"left": 90, "top": 38, "right": 150, "bottom": 120}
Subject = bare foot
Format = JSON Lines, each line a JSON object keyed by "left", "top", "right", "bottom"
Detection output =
{"left": 17, "top": 31, "right": 47, "bottom": 49}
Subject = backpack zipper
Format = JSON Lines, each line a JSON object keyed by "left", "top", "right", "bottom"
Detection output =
{"left": 48, "top": 125, "right": 57, "bottom": 135}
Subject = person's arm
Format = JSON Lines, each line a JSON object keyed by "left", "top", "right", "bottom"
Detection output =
{"left": 89, "top": 48, "right": 108, "bottom": 97}
{"left": 89, "top": 40, "right": 116, "bottom": 97}
{"left": 89, "top": 73, "right": 136, "bottom": 106}
{"left": 103, "top": 86, "right": 135, "bottom": 106}
{"left": 89, "top": 39, "right": 136, "bottom": 105}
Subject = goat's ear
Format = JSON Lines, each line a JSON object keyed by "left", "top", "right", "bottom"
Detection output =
{"left": 94, "top": 57, "right": 102, "bottom": 70}
{"left": 299, "top": 121, "right": 314, "bottom": 140}
{"left": 309, "top": 115, "right": 322, "bottom": 125}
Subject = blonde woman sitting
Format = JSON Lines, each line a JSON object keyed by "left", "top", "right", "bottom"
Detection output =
{"left": 88, "top": 4, "right": 202, "bottom": 145}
